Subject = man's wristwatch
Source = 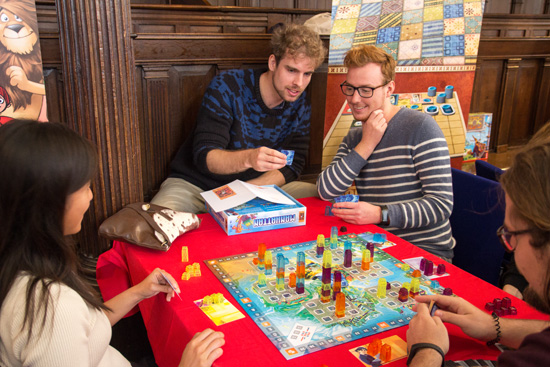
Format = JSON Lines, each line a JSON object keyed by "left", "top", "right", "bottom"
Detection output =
{"left": 379, "top": 205, "right": 390, "bottom": 226}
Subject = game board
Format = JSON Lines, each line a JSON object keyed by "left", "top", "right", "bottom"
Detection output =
{"left": 205, "top": 232, "right": 446, "bottom": 360}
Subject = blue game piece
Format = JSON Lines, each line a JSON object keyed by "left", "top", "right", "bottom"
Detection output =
{"left": 324, "top": 205, "right": 334, "bottom": 216}
{"left": 281, "top": 150, "right": 294, "bottom": 165}
{"left": 373, "top": 233, "right": 386, "bottom": 243}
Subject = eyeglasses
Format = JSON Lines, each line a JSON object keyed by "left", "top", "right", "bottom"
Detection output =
{"left": 340, "top": 82, "right": 388, "bottom": 98}
{"left": 496, "top": 225, "right": 533, "bottom": 252}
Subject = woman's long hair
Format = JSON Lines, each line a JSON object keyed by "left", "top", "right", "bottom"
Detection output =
{"left": 0, "top": 120, "right": 107, "bottom": 335}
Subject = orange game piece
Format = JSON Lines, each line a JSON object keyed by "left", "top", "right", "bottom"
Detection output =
{"left": 289, "top": 272, "right": 296, "bottom": 288}
{"left": 412, "top": 269, "right": 422, "bottom": 278}
{"left": 335, "top": 292, "right": 345, "bottom": 318}
{"left": 252, "top": 258, "right": 259, "bottom": 265}
{"left": 380, "top": 343, "right": 392, "bottom": 362}
{"left": 367, "top": 338, "right": 382, "bottom": 357}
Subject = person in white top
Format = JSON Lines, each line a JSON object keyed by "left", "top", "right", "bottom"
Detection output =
{"left": 0, "top": 119, "right": 224, "bottom": 367}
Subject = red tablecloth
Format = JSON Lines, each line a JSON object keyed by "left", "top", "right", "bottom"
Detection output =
{"left": 97, "top": 197, "right": 547, "bottom": 367}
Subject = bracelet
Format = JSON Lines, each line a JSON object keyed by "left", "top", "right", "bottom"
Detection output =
{"left": 486, "top": 312, "right": 502, "bottom": 346}
{"left": 406, "top": 343, "right": 445, "bottom": 367}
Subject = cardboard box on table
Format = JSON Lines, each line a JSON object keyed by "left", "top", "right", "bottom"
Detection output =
{"left": 201, "top": 180, "right": 306, "bottom": 236}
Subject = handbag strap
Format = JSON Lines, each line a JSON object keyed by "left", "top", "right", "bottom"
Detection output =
{"left": 124, "top": 203, "right": 171, "bottom": 244}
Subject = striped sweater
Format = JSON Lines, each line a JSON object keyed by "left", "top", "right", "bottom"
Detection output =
{"left": 317, "top": 108, "right": 455, "bottom": 259}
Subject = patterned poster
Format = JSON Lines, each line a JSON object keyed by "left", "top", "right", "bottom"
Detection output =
{"left": 323, "top": 0, "right": 485, "bottom": 166}
{"left": 0, "top": 0, "right": 47, "bottom": 125}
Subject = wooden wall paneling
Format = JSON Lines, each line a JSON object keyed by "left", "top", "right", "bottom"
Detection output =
{"left": 496, "top": 58, "right": 521, "bottom": 152}
{"left": 534, "top": 57, "right": 550, "bottom": 131}
{"left": 42, "top": 68, "right": 65, "bottom": 123}
{"left": 470, "top": 59, "right": 505, "bottom": 151}
{"left": 508, "top": 58, "right": 542, "bottom": 146}
{"left": 485, "top": 0, "right": 512, "bottom": 14}
{"left": 303, "top": 63, "right": 327, "bottom": 177}
{"left": 55, "top": 0, "right": 143, "bottom": 256}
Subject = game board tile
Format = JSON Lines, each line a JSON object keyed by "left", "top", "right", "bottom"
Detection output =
{"left": 376, "top": 26, "right": 401, "bottom": 43}
{"left": 379, "top": 12, "right": 403, "bottom": 29}
{"left": 402, "top": 9, "right": 424, "bottom": 24}
{"left": 421, "top": 57, "right": 444, "bottom": 65}
{"left": 451, "top": 127, "right": 464, "bottom": 136}
{"left": 444, "top": 17, "right": 465, "bottom": 35}
{"left": 354, "top": 30, "right": 379, "bottom": 44}
{"left": 465, "top": 16, "right": 482, "bottom": 34}
{"left": 444, "top": 0, "right": 464, "bottom": 4}
{"left": 465, "top": 55, "right": 478, "bottom": 64}
{"left": 362, "top": 0, "right": 383, "bottom": 3}
{"left": 356, "top": 15, "right": 381, "bottom": 32}
{"left": 403, "top": 0, "right": 424, "bottom": 11}
{"left": 444, "top": 55, "right": 465, "bottom": 64}
{"left": 328, "top": 51, "right": 347, "bottom": 66}
{"left": 381, "top": 0, "right": 404, "bottom": 15}
{"left": 360, "top": 2, "right": 382, "bottom": 17}
{"left": 444, "top": 4, "right": 464, "bottom": 18}
{"left": 421, "top": 36, "right": 443, "bottom": 57}
{"left": 443, "top": 35, "right": 465, "bottom": 56}
{"left": 423, "top": 5, "right": 444, "bottom": 22}
{"left": 453, "top": 144, "right": 463, "bottom": 154}
{"left": 449, "top": 119, "right": 463, "bottom": 128}
{"left": 401, "top": 23, "right": 424, "bottom": 40}
{"left": 332, "top": 18, "right": 359, "bottom": 34}
{"left": 336, "top": 4, "right": 362, "bottom": 20}
{"left": 340, "top": 0, "right": 362, "bottom": 5}
{"left": 379, "top": 41, "right": 399, "bottom": 58}
{"left": 464, "top": 1, "right": 482, "bottom": 16}
{"left": 330, "top": 33, "right": 355, "bottom": 50}
{"left": 397, "top": 59, "right": 422, "bottom": 65}
{"left": 452, "top": 134, "right": 466, "bottom": 144}
{"left": 398, "top": 39, "right": 422, "bottom": 60}
{"left": 425, "top": 0, "right": 444, "bottom": 5}
{"left": 465, "top": 34, "right": 480, "bottom": 56}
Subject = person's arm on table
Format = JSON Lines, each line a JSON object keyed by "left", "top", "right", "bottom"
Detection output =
{"left": 414, "top": 295, "right": 550, "bottom": 349}
{"left": 103, "top": 267, "right": 179, "bottom": 326}
{"left": 406, "top": 301, "right": 449, "bottom": 367}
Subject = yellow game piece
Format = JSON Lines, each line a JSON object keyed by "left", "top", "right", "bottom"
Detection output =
{"left": 203, "top": 295, "right": 211, "bottom": 305}
{"left": 181, "top": 272, "right": 190, "bottom": 280}
{"left": 402, "top": 263, "right": 410, "bottom": 271}
{"left": 185, "top": 264, "right": 192, "bottom": 273}
{"left": 181, "top": 246, "right": 188, "bottom": 263}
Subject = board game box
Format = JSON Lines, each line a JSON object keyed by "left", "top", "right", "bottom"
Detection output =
{"left": 205, "top": 232, "right": 446, "bottom": 359}
{"left": 205, "top": 185, "right": 306, "bottom": 236}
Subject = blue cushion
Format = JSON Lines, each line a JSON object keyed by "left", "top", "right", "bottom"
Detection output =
{"left": 475, "top": 160, "right": 504, "bottom": 182}
{"left": 450, "top": 168, "right": 505, "bottom": 285}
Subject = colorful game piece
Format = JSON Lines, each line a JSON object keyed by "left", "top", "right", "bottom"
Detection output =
{"left": 367, "top": 338, "right": 382, "bottom": 357}
{"left": 436, "top": 263, "right": 446, "bottom": 275}
{"left": 332, "top": 271, "right": 342, "bottom": 300}
{"left": 320, "top": 283, "right": 331, "bottom": 303}
{"left": 402, "top": 282, "right": 410, "bottom": 291}
{"left": 427, "top": 86, "right": 437, "bottom": 97}
{"left": 430, "top": 280, "right": 440, "bottom": 289}
{"left": 377, "top": 278, "right": 387, "bottom": 299}
{"left": 510, "top": 306, "right": 517, "bottom": 315}
{"left": 281, "top": 149, "right": 294, "bottom": 165}
{"left": 203, "top": 295, "right": 211, "bottom": 305}
{"left": 335, "top": 292, "right": 346, "bottom": 318}
{"left": 422, "top": 97, "right": 434, "bottom": 104}
{"left": 485, "top": 302, "right": 494, "bottom": 311}
{"left": 443, "top": 287, "right": 453, "bottom": 296}
{"left": 344, "top": 240, "right": 352, "bottom": 268}
{"left": 192, "top": 262, "right": 201, "bottom": 277}
{"left": 502, "top": 297, "right": 511, "bottom": 308}
{"left": 258, "top": 273, "right": 267, "bottom": 288}
{"left": 380, "top": 344, "right": 392, "bottom": 362}
{"left": 361, "top": 248, "right": 371, "bottom": 271}
{"left": 367, "top": 242, "right": 375, "bottom": 258}
{"left": 276, "top": 253, "right": 285, "bottom": 291}
{"left": 181, "top": 246, "right": 188, "bottom": 263}
{"left": 424, "top": 105, "right": 439, "bottom": 115}
{"left": 213, "top": 293, "right": 224, "bottom": 304}
{"left": 340, "top": 226, "right": 347, "bottom": 233}
{"left": 412, "top": 269, "right": 422, "bottom": 278}
{"left": 324, "top": 205, "right": 334, "bottom": 216}
{"left": 258, "top": 243, "right": 266, "bottom": 270}
{"left": 419, "top": 258, "right": 426, "bottom": 271}
{"left": 296, "top": 251, "right": 305, "bottom": 294}
{"left": 316, "top": 234, "right": 325, "bottom": 257}
{"left": 436, "top": 93, "right": 446, "bottom": 104}
{"left": 424, "top": 260, "right": 434, "bottom": 276}
{"left": 322, "top": 249, "right": 332, "bottom": 285}
{"left": 373, "top": 233, "right": 386, "bottom": 243}
{"left": 493, "top": 298, "right": 502, "bottom": 309}
{"left": 330, "top": 226, "right": 338, "bottom": 249}
{"left": 410, "top": 278, "right": 420, "bottom": 298}
{"left": 441, "top": 104, "right": 455, "bottom": 116}
{"left": 265, "top": 250, "right": 273, "bottom": 275}
{"left": 252, "top": 257, "right": 259, "bottom": 265}
{"left": 401, "top": 263, "right": 410, "bottom": 272}
{"left": 289, "top": 272, "right": 296, "bottom": 288}
{"left": 398, "top": 287, "right": 409, "bottom": 302}
{"left": 445, "top": 85, "right": 454, "bottom": 99}
{"left": 181, "top": 271, "right": 190, "bottom": 280}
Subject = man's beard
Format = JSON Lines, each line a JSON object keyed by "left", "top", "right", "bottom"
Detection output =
{"left": 523, "top": 286, "right": 550, "bottom": 315}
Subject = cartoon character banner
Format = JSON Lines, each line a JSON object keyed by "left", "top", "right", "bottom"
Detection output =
{"left": 323, "top": 0, "right": 486, "bottom": 168}
{"left": 0, "top": 0, "right": 47, "bottom": 125}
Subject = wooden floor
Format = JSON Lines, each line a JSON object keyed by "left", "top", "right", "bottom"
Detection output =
{"left": 487, "top": 149, "right": 519, "bottom": 170}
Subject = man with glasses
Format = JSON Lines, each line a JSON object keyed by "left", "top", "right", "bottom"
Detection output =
{"left": 317, "top": 45, "right": 454, "bottom": 261}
